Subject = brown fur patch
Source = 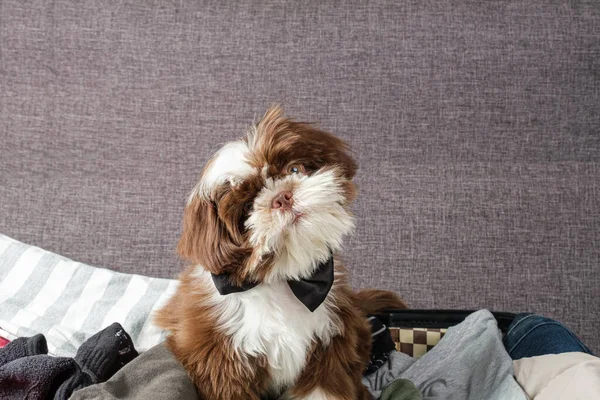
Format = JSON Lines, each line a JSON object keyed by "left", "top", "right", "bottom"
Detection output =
{"left": 155, "top": 268, "right": 271, "bottom": 400}
{"left": 355, "top": 289, "right": 408, "bottom": 314}
{"left": 156, "top": 262, "right": 393, "bottom": 399}
{"left": 177, "top": 196, "right": 253, "bottom": 278}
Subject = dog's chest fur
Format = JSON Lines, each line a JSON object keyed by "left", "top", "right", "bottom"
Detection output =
{"left": 210, "top": 277, "right": 340, "bottom": 392}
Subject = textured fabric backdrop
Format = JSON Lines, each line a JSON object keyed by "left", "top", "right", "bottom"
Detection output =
{"left": 0, "top": 1, "right": 599, "bottom": 351}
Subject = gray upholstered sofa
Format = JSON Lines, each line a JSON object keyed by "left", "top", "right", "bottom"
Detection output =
{"left": 1, "top": 1, "right": 598, "bottom": 352}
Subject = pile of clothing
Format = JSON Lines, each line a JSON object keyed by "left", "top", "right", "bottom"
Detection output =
{"left": 363, "top": 310, "right": 600, "bottom": 400}
{"left": 1, "top": 310, "right": 599, "bottom": 399}
{"left": 363, "top": 310, "right": 526, "bottom": 399}
{"left": 0, "top": 323, "right": 138, "bottom": 399}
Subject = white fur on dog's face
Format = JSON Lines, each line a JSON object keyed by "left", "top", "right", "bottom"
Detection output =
{"left": 180, "top": 106, "right": 357, "bottom": 283}
{"left": 245, "top": 169, "right": 354, "bottom": 282}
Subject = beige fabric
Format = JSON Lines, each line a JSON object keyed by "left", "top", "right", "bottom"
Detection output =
{"left": 514, "top": 352, "right": 600, "bottom": 399}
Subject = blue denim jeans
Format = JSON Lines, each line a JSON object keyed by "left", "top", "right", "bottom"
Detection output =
{"left": 503, "top": 313, "right": 593, "bottom": 360}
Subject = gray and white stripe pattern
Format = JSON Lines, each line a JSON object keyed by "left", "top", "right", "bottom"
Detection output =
{"left": 0, "top": 234, "right": 178, "bottom": 357}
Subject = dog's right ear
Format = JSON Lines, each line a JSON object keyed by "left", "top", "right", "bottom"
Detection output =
{"left": 177, "top": 196, "right": 213, "bottom": 269}
{"left": 178, "top": 196, "right": 251, "bottom": 275}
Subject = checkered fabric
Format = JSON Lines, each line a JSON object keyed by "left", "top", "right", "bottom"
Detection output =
{"left": 389, "top": 327, "right": 448, "bottom": 358}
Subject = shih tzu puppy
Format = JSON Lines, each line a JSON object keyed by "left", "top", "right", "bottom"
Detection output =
{"left": 157, "top": 106, "right": 406, "bottom": 400}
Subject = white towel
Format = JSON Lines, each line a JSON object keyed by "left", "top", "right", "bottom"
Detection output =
{"left": 0, "top": 234, "right": 178, "bottom": 357}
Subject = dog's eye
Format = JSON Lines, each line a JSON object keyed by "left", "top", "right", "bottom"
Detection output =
{"left": 287, "top": 164, "right": 305, "bottom": 175}
{"left": 243, "top": 201, "right": 253, "bottom": 214}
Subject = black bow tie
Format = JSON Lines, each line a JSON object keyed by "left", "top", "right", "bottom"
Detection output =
{"left": 211, "top": 256, "right": 334, "bottom": 312}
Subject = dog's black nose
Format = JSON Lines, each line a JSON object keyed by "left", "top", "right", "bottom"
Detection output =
{"left": 272, "top": 190, "right": 293, "bottom": 210}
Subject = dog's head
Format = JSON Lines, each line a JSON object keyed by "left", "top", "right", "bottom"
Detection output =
{"left": 179, "top": 106, "right": 357, "bottom": 284}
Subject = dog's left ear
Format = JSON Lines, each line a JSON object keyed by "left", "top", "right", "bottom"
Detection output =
{"left": 177, "top": 196, "right": 252, "bottom": 275}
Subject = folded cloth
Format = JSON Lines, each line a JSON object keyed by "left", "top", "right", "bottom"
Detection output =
{"left": 0, "top": 334, "right": 47, "bottom": 365}
{"left": 71, "top": 343, "right": 199, "bottom": 400}
{"left": 56, "top": 323, "right": 139, "bottom": 399}
{"left": 514, "top": 352, "right": 600, "bottom": 399}
{"left": 0, "top": 233, "right": 178, "bottom": 357}
{"left": 1, "top": 354, "right": 78, "bottom": 400}
{"left": 74, "top": 323, "right": 138, "bottom": 381}
{"left": 363, "top": 310, "right": 527, "bottom": 400}
{"left": 0, "top": 323, "right": 138, "bottom": 400}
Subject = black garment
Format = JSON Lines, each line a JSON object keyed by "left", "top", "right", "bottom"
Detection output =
{"left": 0, "top": 323, "right": 138, "bottom": 400}
{"left": 365, "top": 315, "right": 396, "bottom": 375}
{"left": 0, "top": 334, "right": 47, "bottom": 365}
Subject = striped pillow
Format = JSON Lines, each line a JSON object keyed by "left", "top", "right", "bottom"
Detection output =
{"left": 0, "top": 234, "right": 178, "bottom": 357}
